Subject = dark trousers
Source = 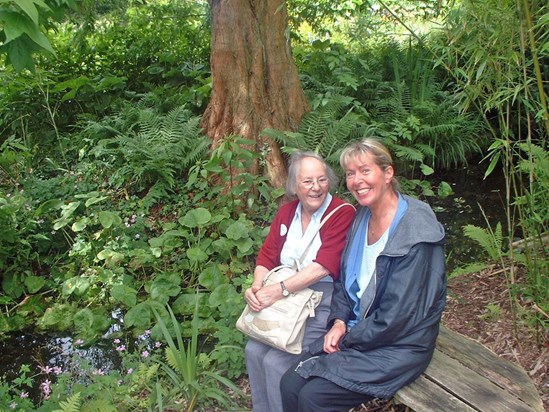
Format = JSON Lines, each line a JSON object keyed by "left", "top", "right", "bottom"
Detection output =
{"left": 280, "top": 355, "right": 373, "bottom": 412}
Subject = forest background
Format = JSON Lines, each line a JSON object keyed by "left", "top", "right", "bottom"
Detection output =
{"left": 0, "top": 0, "right": 547, "bottom": 410}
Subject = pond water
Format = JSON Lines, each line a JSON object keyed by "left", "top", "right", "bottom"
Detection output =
{"left": 0, "top": 159, "right": 508, "bottom": 403}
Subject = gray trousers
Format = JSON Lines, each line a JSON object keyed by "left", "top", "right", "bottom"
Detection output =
{"left": 245, "top": 282, "right": 333, "bottom": 412}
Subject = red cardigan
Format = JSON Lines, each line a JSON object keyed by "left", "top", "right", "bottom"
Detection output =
{"left": 256, "top": 197, "right": 355, "bottom": 280}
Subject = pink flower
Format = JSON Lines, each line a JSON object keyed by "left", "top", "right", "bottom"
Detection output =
{"left": 141, "top": 350, "right": 150, "bottom": 358}
{"left": 20, "top": 391, "right": 29, "bottom": 399}
{"left": 114, "top": 338, "right": 121, "bottom": 344}
{"left": 116, "top": 345, "right": 126, "bottom": 352}
{"left": 40, "top": 379, "right": 52, "bottom": 399}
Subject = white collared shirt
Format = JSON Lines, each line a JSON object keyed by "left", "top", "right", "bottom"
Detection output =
{"left": 280, "top": 193, "right": 333, "bottom": 270}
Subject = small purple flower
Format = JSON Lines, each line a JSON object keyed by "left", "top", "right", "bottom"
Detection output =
{"left": 114, "top": 338, "right": 121, "bottom": 344}
{"left": 40, "top": 379, "right": 52, "bottom": 399}
{"left": 53, "top": 366, "right": 63, "bottom": 375}
{"left": 10, "top": 402, "right": 17, "bottom": 409}
{"left": 75, "top": 339, "right": 84, "bottom": 346}
{"left": 144, "top": 329, "right": 151, "bottom": 336}
{"left": 39, "top": 365, "right": 54, "bottom": 374}
{"left": 20, "top": 391, "right": 29, "bottom": 399}
{"left": 154, "top": 341, "right": 162, "bottom": 348}
{"left": 116, "top": 345, "right": 126, "bottom": 352}
{"left": 127, "top": 368, "right": 134, "bottom": 375}
{"left": 92, "top": 369, "right": 105, "bottom": 376}
{"left": 141, "top": 350, "right": 149, "bottom": 358}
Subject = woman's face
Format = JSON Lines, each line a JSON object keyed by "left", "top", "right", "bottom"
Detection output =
{"left": 344, "top": 153, "right": 393, "bottom": 208}
{"left": 296, "top": 157, "right": 330, "bottom": 215}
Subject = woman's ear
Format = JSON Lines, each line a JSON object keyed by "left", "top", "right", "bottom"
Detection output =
{"left": 385, "top": 165, "right": 394, "bottom": 182}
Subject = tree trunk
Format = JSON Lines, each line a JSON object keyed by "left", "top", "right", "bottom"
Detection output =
{"left": 201, "top": 0, "right": 310, "bottom": 188}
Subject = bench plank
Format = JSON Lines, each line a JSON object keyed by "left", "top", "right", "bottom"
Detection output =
{"left": 395, "top": 374, "right": 476, "bottom": 411}
{"left": 394, "top": 326, "right": 543, "bottom": 412}
{"left": 436, "top": 326, "right": 543, "bottom": 411}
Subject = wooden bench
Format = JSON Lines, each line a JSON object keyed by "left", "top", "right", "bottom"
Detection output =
{"left": 393, "top": 325, "right": 543, "bottom": 411}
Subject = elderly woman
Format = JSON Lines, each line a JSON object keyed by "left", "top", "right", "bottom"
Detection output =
{"left": 280, "top": 138, "right": 447, "bottom": 412}
{"left": 244, "top": 151, "right": 355, "bottom": 412}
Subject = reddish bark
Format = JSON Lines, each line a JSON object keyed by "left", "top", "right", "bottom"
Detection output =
{"left": 202, "top": 0, "right": 310, "bottom": 188}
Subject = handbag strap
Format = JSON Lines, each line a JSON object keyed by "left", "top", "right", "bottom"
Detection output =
{"left": 295, "top": 202, "right": 355, "bottom": 270}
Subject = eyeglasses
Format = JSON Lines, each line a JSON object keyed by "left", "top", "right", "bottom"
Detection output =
{"left": 300, "top": 177, "right": 329, "bottom": 189}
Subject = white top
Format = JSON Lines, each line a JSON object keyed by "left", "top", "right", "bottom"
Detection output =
{"left": 280, "top": 194, "right": 332, "bottom": 277}
{"left": 357, "top": 220, "right": 389, "bottom": 298}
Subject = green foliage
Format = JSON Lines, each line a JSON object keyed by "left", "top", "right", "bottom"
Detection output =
{"left": 83, "top": 101, "right": 209, "bottom": 201}
{"left": 152, "top": 303, "right": 246, "bottom": 411}
{"left": 0, "top": 0, "right": 76, "bottom": 71}
{"left": 463, "top": 222, "right": 505, "bottom": 262}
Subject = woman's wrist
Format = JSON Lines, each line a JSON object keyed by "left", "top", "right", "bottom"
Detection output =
{"left": 333, "top": 319, "right": 347, "bottom": 330}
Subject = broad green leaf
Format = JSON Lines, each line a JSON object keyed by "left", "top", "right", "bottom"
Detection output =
{"left": 97, "top": 249, "right": 124, "bottom": 264}
{"left": 62, "top": 277, "right": 90, "bottom": 296}
{"left": 150, "top": 275, "right": 181, "bottom": 304}
{"left": 110, "top": 284, "right": 137, "bottom": 307}
{"left": 39, "top": 303, "right": 74, "bottom": 329}
{"left": 235, "top": 238, "right": 254, "bottom": 254}
{"left": 198, "top": 265, "right": 227, "bottom": 290}
{"left": 24, "top": 275, "right": 45, "bottom": 293}
{"left": 6, "top": 37, "right": 35, "bottom": 71}
{"left": 74, "top": 308, "right": 94, "bottom": 331}
{"left": 179, "top": 207, "right": 211, "bottom": 228}
{"left": 186, "top": 247, "right": 209, "bottom": 263}
{"left": 420, "top": 163, "right": 434, "bottom": 176}
{"left": 124, "top": 302, "right": 151, "bottom": 328}
{"left": 225, "top": 221, "right": 249, "bottom": 240}
{"left": 15, "top": 0, "right": 50, "bottom": 24}
{"left": 71, "top": 216, "right": 90, "bottom": 232}
{"left": 34, "top": 199, "right": 63, "bottom": 216}
{"left": 85, "top": 195, "right": 108, "bottom": 207}
{"left": 437, "top": 181, "right": 453, "bottom": 199}
{"left": 98, "top": 211, "right": 122, "bottom": 228}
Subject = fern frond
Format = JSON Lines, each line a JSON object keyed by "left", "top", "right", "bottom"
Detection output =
{"left": 53, "top": 392, "right": 81, "bottom": 412}
{"left": 463, "top": 224, "right": 503, "bottom": 261}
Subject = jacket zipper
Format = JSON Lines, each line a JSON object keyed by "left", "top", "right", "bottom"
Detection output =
{"left": 294, "top": 355, "right": 319, "bottom": 372}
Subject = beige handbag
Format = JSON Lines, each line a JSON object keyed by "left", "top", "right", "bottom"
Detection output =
{"left": 236, "top": 203, "right": 354, "bottom": 354}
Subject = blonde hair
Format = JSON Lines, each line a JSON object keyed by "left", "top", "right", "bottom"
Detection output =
{"left": 340, "top": 138, "right": 400, "bottom": 192}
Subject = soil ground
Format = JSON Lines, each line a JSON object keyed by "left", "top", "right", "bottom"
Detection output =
{"left": 236, "top": 265, "right": 548, "bottom": 411}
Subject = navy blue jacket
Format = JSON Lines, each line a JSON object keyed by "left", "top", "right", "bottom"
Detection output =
{"left": 296, "top": 195, "right": 447, "bottom": 399}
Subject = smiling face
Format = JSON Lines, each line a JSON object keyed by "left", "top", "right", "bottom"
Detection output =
{"left": 344, "top": 152, "right": 394, "bottom": 209}
{"left": 295, "top": 157, "right": 330, "bottom": 216}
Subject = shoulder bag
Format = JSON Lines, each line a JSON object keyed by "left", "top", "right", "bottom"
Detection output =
{"left": 236, "top": 202, "right": 354, "bottom": 354}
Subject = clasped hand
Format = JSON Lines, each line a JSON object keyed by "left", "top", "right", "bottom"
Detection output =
{"left": 323, "top": 322, "right": 346, "bottom": 353}
{"left": 244, "top": 283, "right": 282, "bottom": 312}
